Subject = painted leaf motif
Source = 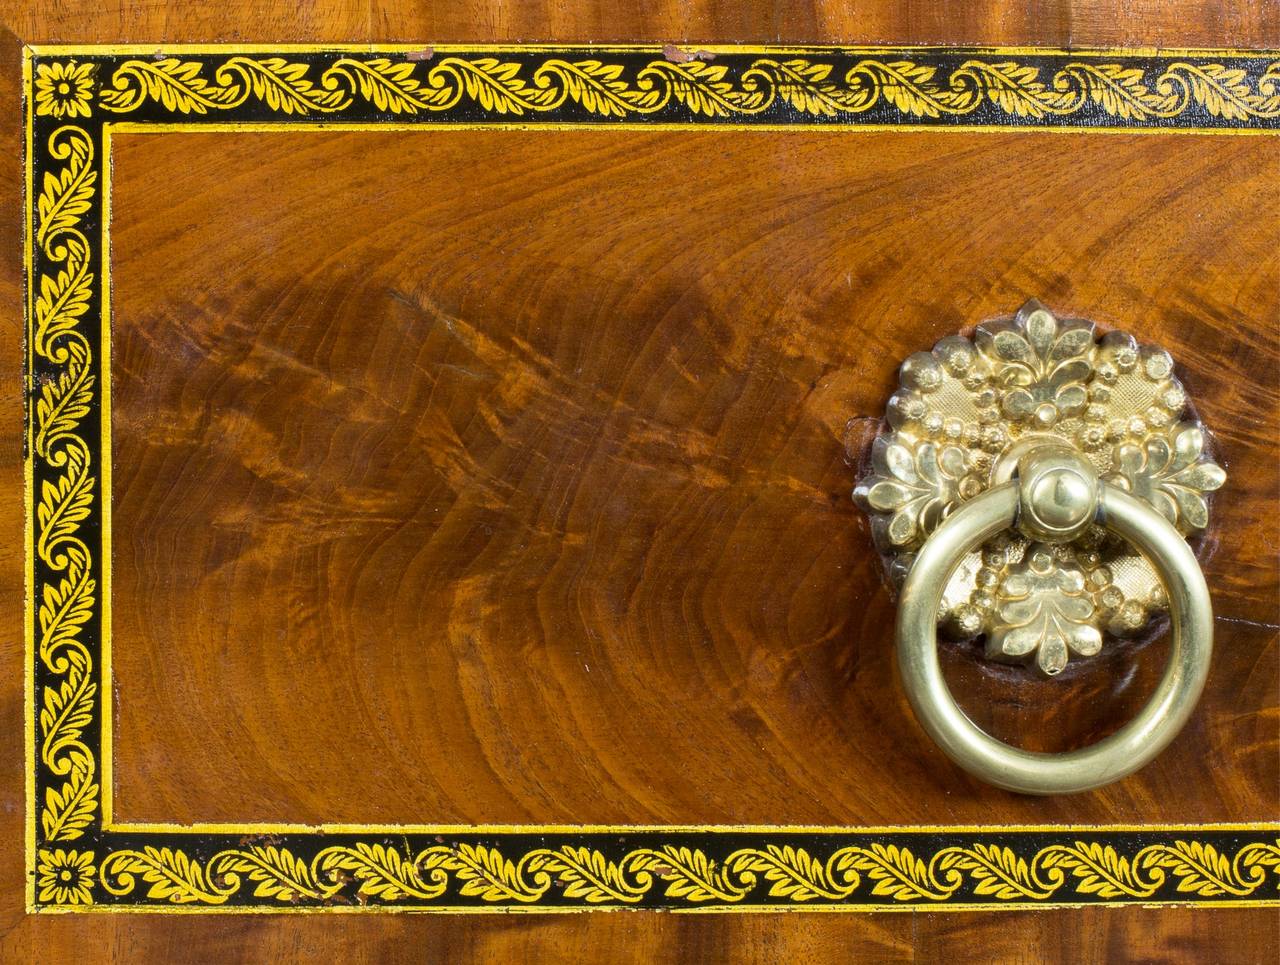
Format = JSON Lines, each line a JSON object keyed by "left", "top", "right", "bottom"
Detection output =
{"left": 1037, "top": 842, "right": 1154, "bottom": 898}
{"left": 39, "top": 653, "right": 96, "bottom": 768}
{"left": 38, "top": 547, "right": 95, "bottom": 666}
{"left": 625, "top": 847, "right": 745, "bottom": 902}
{"left": 211, "top": 846, "right": 327, "bottom": 901}
{"left": 1141, "top": 841, "right": 1244, "bottom": 896}
{"left": 534, "top": 60, "right": 664, "bottom": 117}
{"left": 224, "top": 57, "right": 348, "bottom": 114}
{"left": 317, "top": 844, "right": 445, "bottom": 900}
{"left": 938, "top": 844, "right": 1050, "bottom": 900}
{"left": 422, "top": 844, "right": 543, "bottom": 902}
{"left": 325, "top": 59, "right": 449, "bottom": 114}
{"left": 35, "top": 340, "right": 94, "bottom": 459}
{"left": 100, "top": 847, "right": 227, "bottom": 904}
{"left": 34, "top": 243, "right": 94, "bottom": 352}
{"left": 100, "top": 59, "right": 243, "bottom": 113}
{"left": 760, "top": 59, "right": 874, "bottom": 115}
{"left": 430, "top": 58, "right": 557, "bottom": 116}
{"left": 37, "top": 458, "right": 96, "bottom": 561}
{"left": 37, "top": 137, "right": 96, "bottom": 246}
{"left": 837, "top": 845, "right": 949, "bottom": 901}
{"left": 848, "top": 60, "right": 955, "bottom": 117}
{"left": 1063, "top": 63, "right": 1172, "bottom": 119}
{"left": 525, "top": 847, "right": 641, "bottom": 903}
{"left": 1172, "top": 63, "right": 1268, "bottom": 120}
{"left": 41, "top": 749, "right": 98, "bottom": 842}
{"left": 643, "top": 61, "right": 743, "bottom": 117}
{"left": 726, "top": 845, "right": 852, "bottom": 901}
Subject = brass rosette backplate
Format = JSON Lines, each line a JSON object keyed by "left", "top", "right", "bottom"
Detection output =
{"left": 854, "top": 300, "right": 1226, "bottom": 676}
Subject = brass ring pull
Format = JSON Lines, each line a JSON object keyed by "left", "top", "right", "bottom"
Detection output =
{"left": 897, "top": 450, "right": 1212, "bottom": 794}
{"left": 855, "top": 301, "right": 1225, "bottom": 794}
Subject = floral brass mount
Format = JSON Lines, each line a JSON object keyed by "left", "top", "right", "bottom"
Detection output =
{"left": 854, "top": 300, "right": 1225, "bottom": 677}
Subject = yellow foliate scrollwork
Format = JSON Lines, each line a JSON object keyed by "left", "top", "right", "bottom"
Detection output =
{"left": 724, "top": 845, "right": 859, "bottom": 901}
{"left": 94, "top": 55, "right": 1280, "bottom": 121}
{"left": 100, "top": 847, "right": 234, "bottom": 905}
{"left": 33, "top": 123, "right": 101, "bottom": 846}
{"left": 934, "top": 844, "right": 1056, "bottom": 901}
{"left": 316, "top": 843, "right": 448, "bottom": 901}
{"left": 209, "top": 846, "right": 339, "bottom": 901}
{"left": 82, "top": 839, "right": 1280, "bottom": 907}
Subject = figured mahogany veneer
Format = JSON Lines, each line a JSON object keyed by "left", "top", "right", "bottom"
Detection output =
{"left": 106, "top": 129, "right": 1277, "bottom": 828}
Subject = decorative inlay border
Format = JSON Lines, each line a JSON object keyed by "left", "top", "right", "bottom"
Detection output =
{"left": 23, "top": 44, "right": 1280, "bottom": 913}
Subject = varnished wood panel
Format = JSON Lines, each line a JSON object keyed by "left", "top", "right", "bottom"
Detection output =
{"left": 2, "top": 0, "right": 1278, "bottom": 960}
{"left": 106, "top": 128, "right": 1278, "bottom": 828}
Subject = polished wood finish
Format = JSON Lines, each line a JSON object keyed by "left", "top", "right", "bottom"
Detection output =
{"left": 2, "top": 2, "right": 1278, "bottom": 962}
{"left": 105, "top": 128, "right": 1277, "bottom": 829}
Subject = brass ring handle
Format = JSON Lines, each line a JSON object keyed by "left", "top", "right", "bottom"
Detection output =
{"left": 854, "top": 301, "right": 1226, "bottom": 794}
{"left": 896, "top": 454, "right": 1213, "bottom": 795}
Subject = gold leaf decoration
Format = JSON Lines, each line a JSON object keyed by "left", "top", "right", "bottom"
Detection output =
{"left": 41, "top": 749, "right": 98, "bottom": 842}
{"left": 836, "top": 844, "right": 957, "bottom": 902}
{"left": 316, "top": 844, "right": 446, "bottom": 901}
{"left": 99, "top": 59, "right": 243, "bottom": 114}
{"left": 31, "top": 122, "right": 101, "bottom": 849}
{"left": 34, "top": 339, "right": 94, "bottom": 461}
{"left": 1165, "top": 62, "right": 1274, "bottom": 120}
{"left": 1036, "top": 841, "right": 1157, "bottom": 899}
{"left": 1138, "top": 840, "right": 1270, "bottom": 897}
{"left": 37, "top": 544, "right": 94, "bottom": 672}
{"left": 533, "top": 59, "right": 666, "bottom": 116}
{"left": 210, "top": 846, "right": 336, "bottom": 901}
{"left": 524, "top": 846, "right": 646, "bottom": 904}
{"left": 429, "top": 57, "right": 559, "bottom": 114}
{"left": 33, "top": 236, "right": 93, "bottom": 363}
{"left": 36, "top": 447, "right": 95, "bottom": 568}
{"left": 848, "top": 60, "right": 963, "bottom": 117}
{"left": 725, "top": 845, "right": 859, "bottom": 901}
{"left": 322, "top": 58, "right": 450, "bottom": 114}
{"left": 421, "top": 844, "right": 546, "bottom": 902}
{"left": 39, "top": 648, "right": 95, "bottom": 771}
{"left": 100, "top": 847, "right": 231, "bottom": 904}
{"left": 36, "top": 130, "right": 95, "bottom": 247}
{"left": 217, "top": 57, "right": 348, "bottom": 114}
{"left": 92, "top": 54, "right": 1280, "bottom": 122}
{"left": 78, "top": 838, "right": 1280, "bottom": 907}
{"left": 1057, "top": 63, "right": 1173, "bottom": 120}
{"left": 37, "top": 848, "right": 96, "bottom": 905}
{"left": 937, "top": 844, "right": 1054, "bottom": 900}
{"left": 624, "top": 846, "right": 748, "bottom": 903}
{"left": 645, "top": 61, "right": 767, "bottom": 116}
{"left": 752, "top": 59, "right": 874, "bottom": 115}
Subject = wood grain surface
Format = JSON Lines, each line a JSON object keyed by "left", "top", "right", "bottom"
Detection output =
{"left": 105, "top": 128, "right": 1278, "bottom": 830}
{"left": 2, "top": 1, "right": 1278, "bottom": 962}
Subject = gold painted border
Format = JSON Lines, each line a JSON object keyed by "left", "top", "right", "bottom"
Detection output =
{"left": 23, "top": 43, "right": 1280, "bottom": 914}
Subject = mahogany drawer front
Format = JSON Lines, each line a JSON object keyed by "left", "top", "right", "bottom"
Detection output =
{"left": 5, "top": 3, "right": 1278, "bottom": 961}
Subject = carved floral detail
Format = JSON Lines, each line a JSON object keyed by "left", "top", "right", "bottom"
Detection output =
{"left": 977, "top": 307, "right": 1094, "bottom": 427}
{"left": 855, "top": 438, "right": 978, "bottom": 549}
{"left": 988, "top": 548, "right": 1102, "bottom": 675}
{"left": 1106, "top": 423, "right": 1226, "bottom": 532}
{"left": 855, "top": 300, "right": 1226, "bottom": 665}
